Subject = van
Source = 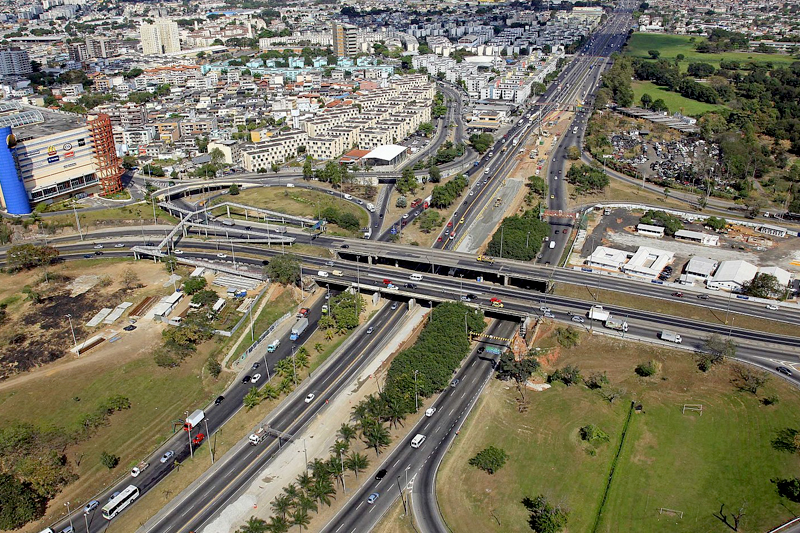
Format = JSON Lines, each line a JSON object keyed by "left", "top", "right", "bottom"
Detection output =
{"left": 549, "top": 241, "right": 556, "bottom": 249}
{"left": 343, "top": 194, "right": 352, "bottom": 200}
{"left": 317, "top": 270, "right": 329, "bottom": 277}
{"left": 332, "top": 270, "right": 344, "bottom": 277}
{"left": 410, "top": 434, "right": 426, "bottom": 448}
{"left": 366, "top": 203, "right": 376, "bottom": 212}
{"left": 409, "top": 273, "right": 423, "bottom": 281}
{"left": 286, "top": 183, "right": 295, "bottom": 188}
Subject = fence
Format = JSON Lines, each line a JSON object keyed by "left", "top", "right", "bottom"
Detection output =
{"left": 236, "top": 311, "right": 293, "bottom": 364}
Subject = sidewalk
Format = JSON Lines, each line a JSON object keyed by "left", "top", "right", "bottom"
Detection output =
{"left": 202, "top": 304, "right": 430, "bottom": 533}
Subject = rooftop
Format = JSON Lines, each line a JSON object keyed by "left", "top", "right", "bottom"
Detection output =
{"left": 364, "top": 144, "right": 407, "bottom": 161}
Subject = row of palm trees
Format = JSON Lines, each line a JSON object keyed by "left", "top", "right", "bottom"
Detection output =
{"left": 236, "top": 424, "right": 372, "bottom": 533}
{"left": 243, "top": 348, "right": 311, "bottom": 410}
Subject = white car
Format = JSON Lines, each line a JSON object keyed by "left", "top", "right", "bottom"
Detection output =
{"left": 766, "top": 304, "right": 779, "bottom": 311}
{"left": 174, "top": 249, "right": 183, "bottom": 255}
{"left": 114, "top": 243, "right": 125, "bottom": 248}
{"left": 216, "top": 253, "right": 227, "bottom": 258}
{"left": 93, "top": 244, "right": 103, "bottom": 249}
{"left": 251, "top": 373, "right": 262, "bottom": 383}
{"left": 304, "top": 393, "right": 315, "bottom": 403}
{"left": 160, "top": 450, "right": 175, "bottom": 464}
{"left": 425, "top": 407, "right": 436, "bottom": 417}
{"left": 402, "top": 213, "right": 409, "bottom": 219}
{"left": 571, "top": 316, "right": 585, "bottom": 323}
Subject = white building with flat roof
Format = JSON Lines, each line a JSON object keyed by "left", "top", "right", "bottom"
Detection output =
{"left": 675, "top": 229, "right": 719, "bottom": 246}
{"left": 680, "top": 256, "right": 718, "bottom": 284}
{"left": 708, "top": 260, "right": 758, "bottom": 292}
{"left": 621, "top": 247, "right": 674, "bottom": 279}
{"left": 758, "top": 266, "right": 792, "bottom": 288}
{"left": 636, "top": 223, "right": 665, "bottom": 238}
{"left": 585, "top": 246, "right": 630, "bottom": 270}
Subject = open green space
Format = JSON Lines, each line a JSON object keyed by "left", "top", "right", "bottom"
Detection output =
{"left": 625, "top": 33, "right": 798, "bottom": 70}
{"left": 437, "top": 334, "right": 800, "bottom": 533}
{"left": 211, "top": 187, "right": 369, "bottom": 236}
{"left": 42, "top": 202, "right": 178, "bottom": 230}
{"left": 227, "top": 288, "right": 299, "bottom": 366}
{"left": 631, "top": 80, "right": 726, "bottom": 116}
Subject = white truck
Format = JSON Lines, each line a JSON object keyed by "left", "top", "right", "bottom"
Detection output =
{"left": 290, "top": 317, "right": 309, "bottom": 341}
{"left": 184, "top": 409, "right": 204, "bottom": 431}
{"left": 660, "top": 330, "right": 682, "bottom": 344}
{"left": 267, "top": 339, "right": 280, "bottom": 353}
{"left": 605, "top": 317, "right": 628, "bottom": 332}
{"left": 366, "top": 203, "right": 376, "bottom": 212}
{"left": 587, "top": 305, "right": 610, "bottom": 322}
{"left": 249, "top": 426, "right": 268, "bottom": 445}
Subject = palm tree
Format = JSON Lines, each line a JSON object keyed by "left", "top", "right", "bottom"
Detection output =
{"left": 326, "top": 456, "right": 345, "bottom": 489}
{"left": 314, "top": 342, "right": 324, "bottom": 353}
{"left": 351, "top": 402, "right": 370, "bottom": 423}
{"left": 359, "top": 418, "right": 391, "bottom": 456}
{"left": 275, "top": 359, "right": 294, "bottom": 378}
{"left": 271, "top": 494, "right": 293, "bottom": 520}
{"left": 267, "top": 515, "right": 290, "bottom": 533}
{"left": 243, "top": 387, "right": 262, "bottom": 409}
{"left": 309, "top": 458, "right": 330, "bottom": 481}
{"left": 294, "top": 352, "right": 310, "bottom": 370}
{"left": 297, "top": 493, "right": 318, "bottom": 515}
{"left": 338, "top": 423, "right": 357, "bottom": 444}
{"left": 297, "top": 346, "right": 309, "bottom": 358}
{"left": 283, "top": 483, "right": 300, "bottom": 504}
{"left": 330, "top": 439, "right": 349, "bottom": 456}
{"left": 278, "top": 376, "right": 294, "bottom": 394}
{"left": 261, "top": 384, "right": 279, "bottom": 401}
{"left": 295, "top": 471, "right": 313, "bottom": 495}
{"left": 325, "top": 328, "right": 336, "bottom": 340}
{"left": 237, "top": 516, "right": 269, "bottom": 533}
{"left": 381, "top": 393, "right": 407, "bottom": 429}
{"left": 309, "top": 475, "right": 336, "bottom": 507}
{"left": 291, "top": 508, "right": 311, "bottom": 531}
{"left": 345, "top": 452, "right": 370, "bottom": 480}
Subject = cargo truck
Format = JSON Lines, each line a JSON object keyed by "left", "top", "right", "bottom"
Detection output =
{"left": 659, "top": 330, "right": 682, "bottom": 344}
{"left": 184, "top": 409, "right": 205, "bottom": 431}
{"left": 587, "top": 305, "right": 610, "bottom": 322}
{"left": 249, "top": 427, "right": 268, "bottom": 445}
{"left": 290, "top": 317, "right": 309, "bottom": 340}
{"left": 605, "top": 317, "right": 628, "bottom": 332}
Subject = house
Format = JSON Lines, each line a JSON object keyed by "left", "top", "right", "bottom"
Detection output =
{"left": 680, "top": 256, "right": 718, "bottom": 284}
{"left": 585, "top": 246, "right": 630, "bottom": 271}
{"left": 674, "top": 229, "right": 719, "bottom": 246}
{"left": 621, "top": 246, "right": 674, "bottom": 279}
{"left": 636, "top": 223, "right": 665, "bottom": 238}
{"left": 758, "top": 266, "right": 792, "bottom": 289}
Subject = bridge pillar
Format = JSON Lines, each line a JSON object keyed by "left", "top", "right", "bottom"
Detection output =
{"left": 226, "top": 205, "right": 230, "bottom": 218}
{"left": 395, "top": 260, "right": 399, "bottom": 268}
{"left": 244, "top": 210, "right": 248, "bottom": 221}
{"left": 503, "top": 274, "right": 509, "bottom": 286}
{"left": 367, "top": 255, "right": 373, "bottom": 265}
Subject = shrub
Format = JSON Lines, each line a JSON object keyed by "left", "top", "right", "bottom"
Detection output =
{"left": 99, "top": 451, "right": 119, "bottom": 470}
{"left": 469, "top": 446, "right": 508, "bottom": 474}
{"left": 549, "top": 364, "right": 582, "bottom": 386}
{"left": 635, "top": 360, "right": 659, "bottom": 377}
{"left": 556, "top": 327, "right": 580, "bottom": 348}
{"left": 579, "top": 424, "right": 610, "bottom": 446}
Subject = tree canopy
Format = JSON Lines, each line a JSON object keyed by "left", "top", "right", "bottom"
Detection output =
{"left": 486, "top": 210, "right": 550, "bottom": 261}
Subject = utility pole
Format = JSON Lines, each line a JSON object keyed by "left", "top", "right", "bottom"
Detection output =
{"left": 414, "top": 370, "right": 419, "bottom": 411}
{"left": 204, "top": 417, "right": 214, "bottom": 465}
{"left": 72, "top": 205, "right": 83, "bottom": 240}
{"left": 186, "top": 411, "right": 194, "bottom": 458}
{"left": 65, "top": 314, "right": 77, "bottom": 349}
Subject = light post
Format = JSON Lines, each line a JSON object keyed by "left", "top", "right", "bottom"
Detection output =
{"left": 727, "top": 316, "right": 735, "bottom": 340}
{"left": 204, "top": 417, "right": 214, "bottom": 465}
{"left": 64, "top": 501, "right": 74, "bottom": 532}
{"left": 185, "top": 410, "right": 194, "bottom": 458}
{"left": 339, "top": 448, "right": 347, "bottom": 493}
{"left": 413, "top": 370, "right": 419, "bottom": 411}
{"left": 397, "top": 475, "right": 407, "bottom": 515}
{"left": 65, "top": 314, "right": 77, "bottom": 349}
{"left": 303, "top": 438, "right": 308, "bottom": 473}
{"left": 291, "top": 345, "right": 298, "bottom": 387}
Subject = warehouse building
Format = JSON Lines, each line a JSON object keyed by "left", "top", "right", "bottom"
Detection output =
{"left": 0, "top": 111, "right": 123, "bottom": 214}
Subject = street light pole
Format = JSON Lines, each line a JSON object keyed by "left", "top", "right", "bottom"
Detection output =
{"left": 291, "top": 346, "right": 298, "bottom": 387}
{"left": 204, "top": 417, "right": 214, "bottom": 465}
{"left": 413, "top": 370, "right": 419, "bottom": 411}
{"left": 65, "top": 314, "right": 77, "bottom": 349}
{"left": 185, "top": 411, "right": 194, "bottom": 458}
{"left": 72, "top": 205, "right": 83, "bottom": 241}
{"left": 64, "top": 501, "right": 74, "bottom": 532}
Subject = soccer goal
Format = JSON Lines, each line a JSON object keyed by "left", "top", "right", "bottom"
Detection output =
{"left": 682, "top": 404, "right": 703, "bottom": 416}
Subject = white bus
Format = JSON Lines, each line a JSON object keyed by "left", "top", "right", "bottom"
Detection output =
{"left": 102, "top": 485, "right": 139, "bottom": 520}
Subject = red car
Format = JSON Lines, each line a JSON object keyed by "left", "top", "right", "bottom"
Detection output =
{"left": 672, "top": 292, "right": 684, "bottom": 297}
{"left": 193, "top": 433, "right": 205, "bottom": 445}
{"left": 383, "top": 279, "right": 391, "bottom": 285}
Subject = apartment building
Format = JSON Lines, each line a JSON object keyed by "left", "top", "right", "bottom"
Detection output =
{"left": 140, "top": 19, "right": 181, "bottom": 55}
{"left": 241, "top": 130, "right": 308, "bottom": 171}
{"left": 0, "top": 48, "right": 31, "bottom": 77}
{"left": 332, "top": 22, "right": 358, "bottom": 57}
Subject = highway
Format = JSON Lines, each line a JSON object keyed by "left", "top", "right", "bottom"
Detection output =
{"left": 319, "top": 320, "right": 519, "bottom": 533}
{"left": 45, "top": 290, "right": 404, "bottom": 532}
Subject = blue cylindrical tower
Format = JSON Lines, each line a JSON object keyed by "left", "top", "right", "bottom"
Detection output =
{"left": 0, "top": 126, "right": 30, "bottom": 215}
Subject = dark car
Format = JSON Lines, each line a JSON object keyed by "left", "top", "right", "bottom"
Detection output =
{"left": 214, "top": 395, "right": 225, "bottom": 405}
{"left": 242, "top": 375, "right": 252, "bottom": 384}
{"left": 123, "top": 325, "right": 137, "bottom": 332}
{"left": 340, "top": 244, "right": 350, "bottom": 249}
{"left": 375, "top": 469, "right": 387, "bottom": 480}
{"left": 696, "top": 294, "right": 709, "bottom": 300}
{"left": 252, "top": 362, "right": 260, "bottom": 370}
{"left": 94, "top": 250, "right": 104, "bottom": 255}
{"left": 777, "top": 366, "right": 793, "bottom": 376}
{"left": 405, "top": 283, "right": 417, "bottom": 289}
{"left": 477, "top": 346, "right": 485, "bottom": 354}
{"left": 83, "top": 254, "right": 92, "bottom": 258}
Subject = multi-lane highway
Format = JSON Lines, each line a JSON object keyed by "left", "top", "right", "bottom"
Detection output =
{"left": 319, "top": 320, "right": 519, "bottom": 533}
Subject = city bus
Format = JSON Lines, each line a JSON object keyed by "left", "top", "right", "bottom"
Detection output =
{"left": 102, "top": 485, "right": 139, "bottom": 520}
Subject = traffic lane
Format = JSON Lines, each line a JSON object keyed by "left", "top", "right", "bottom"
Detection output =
{"left": 320, "top": 321, "right": 515, "bottom": 533}
{"left": 414, "top": 320, "right": 520, "bottom": 533}
{"left": 153, "top": 304, "right": 408, "bottom": 533}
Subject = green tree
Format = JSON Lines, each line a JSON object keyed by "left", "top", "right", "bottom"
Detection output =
{"left": 265, "top": 254, "right": 301, "bottom": 285}
{"left": 344, "top": 452, "right": 369, "bottom": 479}
{"left": 468, "top": 132, "right": 494, "bottom": 154}
{"left": 183, "top": 276, "right": 208, "bottom": 295}
{"left": 417, "top": 210, "right": 442, "bottom": 233}
{"left": 6, "top": 244, "right": 59, "bottom": 271}
{"left": 742, "top": 273, "right": 784, "bottom": 299}
{"left": 191, "top": 289, "right": 219, "bottom": 307}
{"left": 648, "top": 49, "right": 660, "bottom": 59}
{"left": 418, "top": 122, "right": 434, "bottom": 136}
{"left": 565, "top": 163, "right": 609, "bottom": 194}
{"left": 579, "top": 424, "right": 610, "bottom": 445}
{"left": 358, "top": 417, "right": 391, "bottom": 456}
{"left": 205, "top": 356, "right": 222, "bottom": 378}
{"left": 163, "top": 254, "right": 178, "bottom": 274}
{"left": 556, "top": 327, "right": 580, "bottom": 348}
{"left": 302, "top": 157, "right": 313, "bottom": 180}
{"left": 395, "top": 196, "right": 407, "bottom": 208}
{"left": 486, "top": 211, "right": 550, "bottom": 261}
{"left": 236, "top": 516, "right": 269, "bottom": 533}
{"left": 469, "top": 446, "right": 508, "bottom": 474}
{"left": 522, "top": 494, "right": 569, "bottom": 533}
{"left": 229, "top": 183, "right": 240, "bottom": 195}
{"left": 243, "top": 387, "right": 262, "bottom": 409}
{"left": 496, "top": 351, "right": 541, "bottom": 399}
{"left": 705, "top": 216, "right": 726, "bottom": 230}
{"left": 0, "top": 474, "right": 44, "bottom": 529}
{"left": 639, "top": 210, "right": 683, "bottom": 236}
{"left": 291, "top": 508, "right": 311, "bottom": 530}
{"left": 428, "top": 165, "right": 442, "bottom": 183}
{"left": 566, "top": 146, "right": 581, "bottom": 160}
{"left": 634, "top": 360, "right": 658, "bottom": 377}
{"left": 308, "top": 475, "right": 336, "bottom": 506}
{"left": 396, "top": 168, "right": 418, "bottom": 195}
{"left": 699, "top": 334, "right": 736, "bottom": 371}
{"left": 268, "top": 516, "right": 291, "bottom": 533}
{"left": 99, "top": 451, "right": 119, "bottom": 469}
{"left": 549, "top": 364, "right": 582, "bottom": 386}
{"left": 773, "top": 477, "right": 800, "bottom": 502}
{"left": 210, "top": 147, "right": 225, "bottom": 166}
{"left": 328, "top": 291, "right": 365, "bottom": 330}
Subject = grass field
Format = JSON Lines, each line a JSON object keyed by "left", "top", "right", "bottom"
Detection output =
{"left": 210, "top": 187, "right": 369, "bottom": 237}
{"left": 631, "top": 80, "right": 726, "bottom": 116}
{"left": 625, "top": 33, "right": 798, "bottom": 70}
{"left": 437, "top": 334, "right": 800, "bottom": 533}
{"left": 42, "top": 202, "right": 178, "bottom": 230}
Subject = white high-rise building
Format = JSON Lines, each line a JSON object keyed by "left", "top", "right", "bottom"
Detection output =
{"left": 140, "top": 19, "right": 180, "bottom": 55}
{"left": 0, "top": 48, "right": 32, "bottom": 76}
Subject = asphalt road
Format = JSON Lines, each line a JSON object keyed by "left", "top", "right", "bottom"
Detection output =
{"left": 319, "top": 320, "right": 519, "bottom": 533}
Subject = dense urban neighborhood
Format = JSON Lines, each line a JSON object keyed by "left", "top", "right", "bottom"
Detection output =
{"left": 0, "top": 0, "right": 799, "bottom": 533}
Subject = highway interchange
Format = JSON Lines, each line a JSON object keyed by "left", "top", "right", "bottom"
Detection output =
{"left": 21, "top": 1, "right": 800, "bottom": 531}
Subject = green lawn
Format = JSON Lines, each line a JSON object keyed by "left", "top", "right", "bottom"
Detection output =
{"left": 437, "top": 334, "right": 800, "bottom": 533}
{"left": 631, "top": 80, "right": 726, "bottom": 116}
{"left": 626, "top": 33, "right": 798, "bottom": 71}
{"left": 42, "top": 202, "right": 178, "bottom": 230}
